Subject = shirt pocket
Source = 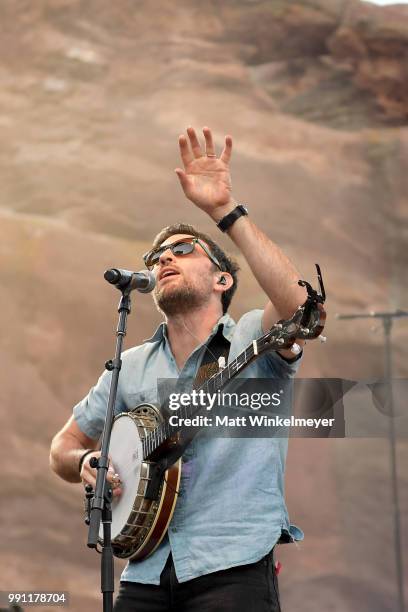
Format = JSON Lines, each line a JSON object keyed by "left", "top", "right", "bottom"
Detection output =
{"left": 125, "top": 387, "right": 159, "bottom": 411}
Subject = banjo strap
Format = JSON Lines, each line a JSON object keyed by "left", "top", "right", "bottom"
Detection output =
{"left": 158, "top": 328, "right": 230, "bottom": 469}
{"left": 193, "top": 326, "right": 231, "bottom": 389}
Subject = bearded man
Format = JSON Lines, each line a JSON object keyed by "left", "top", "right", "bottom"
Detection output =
{"left": 50, "top": 126, "right": 308, "bottom": 612}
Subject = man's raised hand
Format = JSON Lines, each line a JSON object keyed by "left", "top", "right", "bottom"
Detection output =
{"left": 175, "top": 126, "right": 235, "bottom": 220}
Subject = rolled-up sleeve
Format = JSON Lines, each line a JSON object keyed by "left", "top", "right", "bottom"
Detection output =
{"left": 73, "top": 369, "right": 113, "bottom": 440}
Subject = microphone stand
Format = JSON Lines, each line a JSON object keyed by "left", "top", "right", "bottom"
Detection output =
{"left": 336, "top": 309, "right": 407, "bottom": 612}
{"left": 85, "top": 286, "right": 133, "bottom": 612}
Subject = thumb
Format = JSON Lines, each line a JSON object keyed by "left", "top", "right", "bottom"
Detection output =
{"left": 174, "top": 168, "right": 189, "bottom": 191}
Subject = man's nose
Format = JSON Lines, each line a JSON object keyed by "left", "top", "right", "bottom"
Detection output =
{"left": 159, "top": 248, "right": 174, "bottom": 265}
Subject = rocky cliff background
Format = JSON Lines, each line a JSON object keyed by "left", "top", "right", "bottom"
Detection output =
{"left": 1, "top": 1, "right": 407, "bottom": 610}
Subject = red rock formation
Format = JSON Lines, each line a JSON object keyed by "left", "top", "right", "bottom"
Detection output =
{"left": 1, "top": 1, "right": 407, "bottom": 610}
{"left": 328, "top": 2, "right": 408, "bottom": 119}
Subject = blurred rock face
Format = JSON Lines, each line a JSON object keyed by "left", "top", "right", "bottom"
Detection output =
{"left": 1, "top": 1, "right": 407, "bottom": 611}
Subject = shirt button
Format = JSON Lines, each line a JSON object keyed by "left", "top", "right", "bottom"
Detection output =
{"left": 171, "top": 527, "right": 178, "bottom": 533}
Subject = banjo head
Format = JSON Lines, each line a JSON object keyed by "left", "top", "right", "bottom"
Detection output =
{"left": 101, "top": 412, "right": 145, "bottom": 540}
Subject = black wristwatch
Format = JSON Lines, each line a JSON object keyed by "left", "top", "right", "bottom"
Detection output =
{"left": 217, "top": 204, "right": 248, "bottom": 232}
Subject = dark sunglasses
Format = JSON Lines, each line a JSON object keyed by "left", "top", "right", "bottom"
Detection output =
{"left": 143, "top": 237, "right": 222, "bottom": 271}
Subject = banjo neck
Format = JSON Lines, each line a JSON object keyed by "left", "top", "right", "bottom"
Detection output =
{"left": 142, "top": 266, "right": 326, "bottom": 460}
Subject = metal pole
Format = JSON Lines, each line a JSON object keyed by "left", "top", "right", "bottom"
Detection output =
{"left": 336, "top": 310, "right": 407, "bottom": 612}
{"left": 383, "top": 316, "right": 405, "bottom": 612}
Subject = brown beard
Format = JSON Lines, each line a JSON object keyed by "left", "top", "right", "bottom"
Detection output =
{"left": 153, "top": 280, "right": 209, "bottom": 316}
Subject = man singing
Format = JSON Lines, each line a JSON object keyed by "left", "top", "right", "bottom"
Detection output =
{"left": 50, "top": 127, "right": 309, "bottom": 611}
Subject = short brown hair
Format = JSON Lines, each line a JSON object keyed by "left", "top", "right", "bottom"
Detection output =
{"left": 152, "top": 223, "right": 239, "bottom": 314}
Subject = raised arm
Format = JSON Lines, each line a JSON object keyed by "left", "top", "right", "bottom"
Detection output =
{"left": 174, "top": 126, "right": 307, "bottom": 358}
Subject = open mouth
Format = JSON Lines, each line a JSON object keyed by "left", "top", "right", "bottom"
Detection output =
{"left": 159, "top": 269, "right": 180, "bottom": 282}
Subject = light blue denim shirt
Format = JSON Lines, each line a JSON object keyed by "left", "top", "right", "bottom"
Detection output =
{"left": 73, "top": 309, "right": 304, "bottom": 584}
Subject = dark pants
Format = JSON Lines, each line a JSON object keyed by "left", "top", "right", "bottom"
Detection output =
{"left": 113, "top": 550, "right": 281, "bottom": 612}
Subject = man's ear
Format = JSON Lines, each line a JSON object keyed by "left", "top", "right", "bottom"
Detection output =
{"left": 214, "top": 272, "right": 233, "bottom": 292}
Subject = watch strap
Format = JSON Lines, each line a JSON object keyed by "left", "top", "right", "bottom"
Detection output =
{"left": 78, "top": 449, "right": 94, "bottom": 474}
{"left": 217, "top": 204, "right": 248, "bottom": 232}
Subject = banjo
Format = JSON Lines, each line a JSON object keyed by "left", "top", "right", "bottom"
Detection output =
{"left": 94, "top": 267, "right": 326, "bottom": 561}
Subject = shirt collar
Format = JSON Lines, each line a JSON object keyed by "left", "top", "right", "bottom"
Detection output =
{"left": 143, "top": 312, "right": 236, "bottom": 344}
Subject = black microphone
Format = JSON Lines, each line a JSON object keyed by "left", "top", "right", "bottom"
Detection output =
{"left": 104, "top": 269, "right": 156, "bottom": 293}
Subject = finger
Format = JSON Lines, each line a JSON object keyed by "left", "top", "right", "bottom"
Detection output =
{"left": 179, "top": 135, "right": 194, "bottom": 168}
{"left": 220, "top": 135, "right": 233, "bottom": 164}
{"left": 186, "top": 126, "right": 203, "bottom": 159}
{"left": 175, "top": 168, "right": 191, "bottom": 192}
{"left": 108, "top": 472, "right": 122, "bottom": 486}
{"left": 203, "top": 126, "right": 216, "bottom": 157}
{"left": 108, "top": 471, "right": 122, "bottom": 497}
